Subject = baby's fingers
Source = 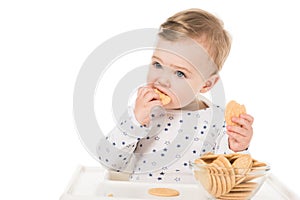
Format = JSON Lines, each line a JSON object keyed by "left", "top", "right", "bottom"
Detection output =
{"left": 227, "top": 130, "right": 244, "bottom": 142}
{"left": 147, "top": 100, "right": 163, "bottom": 109}
{"left": 143, "top": 90, "right": 160, "bottom": 103}
{"left": 231, "top": 117, "right": 252, "bottom": 131}
{"left": 137, "top": 86, "right": 155, "bottom": 99}
{"left": 227, "top": 130, "right": 250, "bottom": 152}
{"left": 240, "top": 113, "right": 254, "bottom": 125}
{"left": 227, "top": 125, "right": 248, "bottom": 137}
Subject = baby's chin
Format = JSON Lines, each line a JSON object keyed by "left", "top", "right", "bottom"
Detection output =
{"left": 162, "top": 102, "right": 185, "bottom": 110}
{"left": 164, "top": 99, "right": 200, "bottom": 110}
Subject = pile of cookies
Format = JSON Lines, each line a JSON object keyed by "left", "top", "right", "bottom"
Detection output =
{"left": 193, "top": 153, "right": 268, "bottom": 200}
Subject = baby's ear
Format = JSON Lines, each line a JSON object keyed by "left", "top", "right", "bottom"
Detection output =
{"left": 200, "top": 74, "right": 219, "bottom": 93}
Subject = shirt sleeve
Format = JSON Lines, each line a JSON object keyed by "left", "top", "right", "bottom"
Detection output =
{"left": 106, "top": 107, "right": 150, "bottom": 151}
{"left": 96, "top": 107, "right": 151, "bottom": 172}
{"left": 214, "top": 121, "right": 250, "bottom": 154}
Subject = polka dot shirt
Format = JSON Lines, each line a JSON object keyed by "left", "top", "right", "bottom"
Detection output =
{"left": 97, "top": 105, "right": 241, "bottom": 184}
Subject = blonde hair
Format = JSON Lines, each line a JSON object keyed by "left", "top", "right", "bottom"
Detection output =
{"left": 159, "top": 8, "right": 231, "bottom": 71}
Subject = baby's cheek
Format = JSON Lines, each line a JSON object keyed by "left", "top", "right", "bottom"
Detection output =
{"left": 170, "top": 84, "right": 196, "bottom": 107}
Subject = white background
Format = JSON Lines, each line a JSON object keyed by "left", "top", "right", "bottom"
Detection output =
{"left": 1, "top": 0, "right": 300, "bottom": 199}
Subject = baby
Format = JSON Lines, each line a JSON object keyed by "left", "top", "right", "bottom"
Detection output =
{"left": 97, "top": 8, "right": 254, "bottom": 184}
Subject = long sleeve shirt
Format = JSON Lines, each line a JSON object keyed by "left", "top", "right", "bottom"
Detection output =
{"left": 96, "top": 104, "right": 247, "bottom": 184}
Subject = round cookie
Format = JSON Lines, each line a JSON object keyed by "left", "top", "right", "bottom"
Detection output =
{"left": 212, "top": 159, "right": 227, "bottom": 196}
{"left": 148, "top": 188, "right": 180, "bottom": 197}
{"left": 225, "top": 100, "right": 246, "bottom": 126}
{"left": 208, "top": 163, "right": 221, "bottom": 197}
{"left": 232, "top": 154, "right": 253, "bottom": 185}
{"left": 193, "top": 163, "right": 212, "bottom": 194}
{"left": 218, "top": 155, "right": 236, "bottom": 192}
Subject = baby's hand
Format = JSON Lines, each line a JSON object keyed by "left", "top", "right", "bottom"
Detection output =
{"left": 134, "top": 86, "right": 163, "bottom": 126}
{"left": 226, "top": 113, "right": 254, "bottom": 152}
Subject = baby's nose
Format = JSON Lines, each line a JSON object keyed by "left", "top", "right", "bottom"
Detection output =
{"left": 157, "top": 76, "right": 170, "bottom": 88}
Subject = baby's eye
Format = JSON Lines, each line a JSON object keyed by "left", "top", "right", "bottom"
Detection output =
{"left": 153, "top": 61, "right": 162, "bottom": 69}
{"left": 176, "top": 71, "right": 186, "bottom": 78}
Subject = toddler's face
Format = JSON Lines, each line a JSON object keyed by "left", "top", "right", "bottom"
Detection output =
{"left": 147, "top": 38, "right": 217, "bottom": 109}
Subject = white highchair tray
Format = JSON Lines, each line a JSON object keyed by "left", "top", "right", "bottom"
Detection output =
{"left": 60, "top": 165, "right": 299, "bottom": 200}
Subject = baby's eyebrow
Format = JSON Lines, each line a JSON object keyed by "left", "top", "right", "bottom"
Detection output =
{"left": 152, "top": 55, "right": 163, "bottom": 63}
{"left": 152, "top": 55, "right": 192, "bottom": 74}
{"left": 170, "top": 64, "right": 192, "bottom": 75}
